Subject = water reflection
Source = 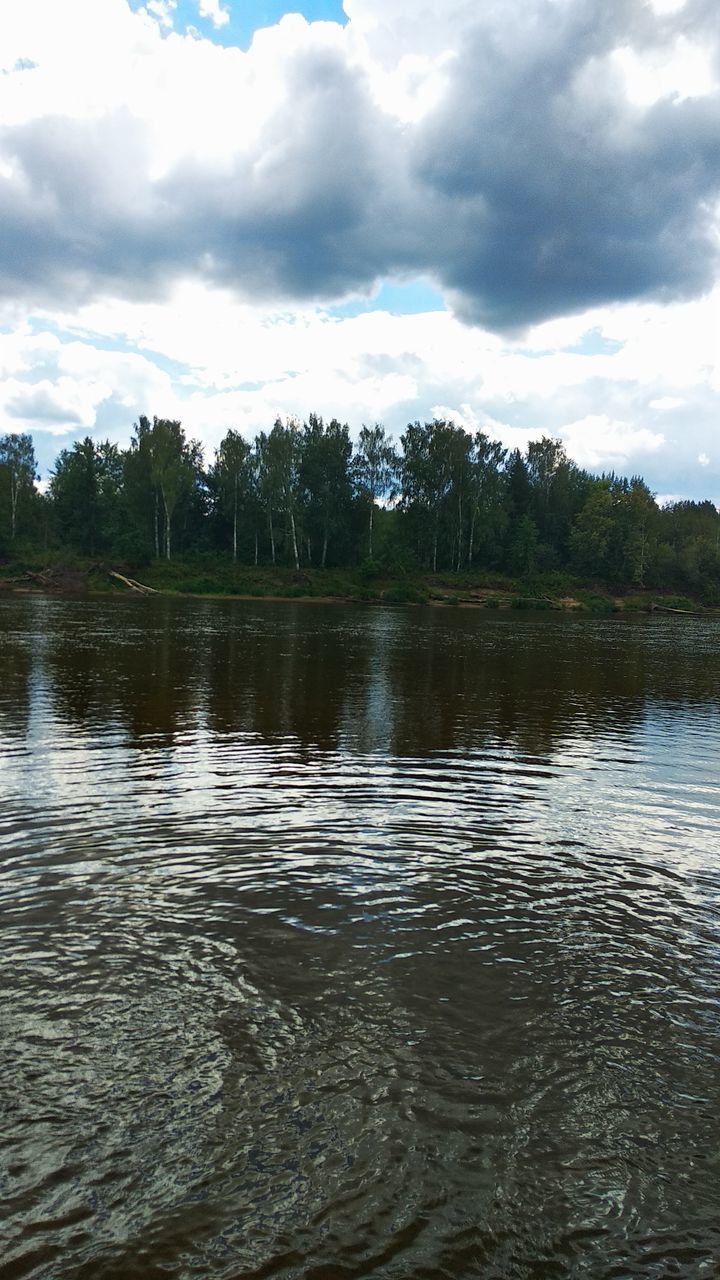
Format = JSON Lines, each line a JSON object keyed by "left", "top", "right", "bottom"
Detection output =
{"left": 1, "top": 596, "right": 720, "bottom": 1279}
{"left": 2, "top": 596, "right": 720, "bottom": 756}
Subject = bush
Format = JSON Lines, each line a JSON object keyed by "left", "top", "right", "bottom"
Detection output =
{"left": 382, "top": 584, "right": 429, "bottom": 605}
{"left": 521, "top": 571, "right": 575, "bottom": 597}
{"left": 511, "top": 596, "right": 552, "bottom": 610}
{"left": 652, "top": 595, "right": 698, "bottom": 612}
{"left": 358, "top": 557, "right": 383, "bottom": 581}
{"left": 578, "top": 593, "right": 617, "bottom": 614}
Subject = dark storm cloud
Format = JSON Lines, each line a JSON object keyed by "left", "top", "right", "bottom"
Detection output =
{"left": 0, "top": 110, "right": 189, "bottom": 304}
{"left": 6, "top": 385, "right": 85, "bottom": 424}
{"left": 1, "top": 0, "right": 720, "bottom": 329}
{"left": 412, "top": 0, "right": 720, "bottom": 327}
{"left": 158, "top": 42, "right": 406, "bottom": 297}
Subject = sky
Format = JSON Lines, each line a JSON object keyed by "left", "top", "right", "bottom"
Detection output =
{"left": 1, "top": 0, "right": 720, "bottom": 501}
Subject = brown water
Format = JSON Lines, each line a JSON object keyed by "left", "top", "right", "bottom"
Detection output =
{"left": 1, "top": 595, "right": 719, "bottom": 1280}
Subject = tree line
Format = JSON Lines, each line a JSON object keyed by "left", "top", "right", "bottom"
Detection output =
{"left": 1, "top": 415, "right": 719, "bottom": 595}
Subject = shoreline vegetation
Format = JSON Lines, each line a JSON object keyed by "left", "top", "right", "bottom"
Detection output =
{"left": 0, "top": 555, "right": 712, "bottom": 615}
{"left": 2, "top": 418, "right": 720, "bottom": 611}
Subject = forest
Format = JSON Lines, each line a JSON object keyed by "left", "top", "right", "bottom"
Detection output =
{"left": 1, "top": 414, "right": 719, "bottom": 599}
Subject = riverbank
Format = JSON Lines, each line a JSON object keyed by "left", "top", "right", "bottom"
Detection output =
{"left": 0, "top": 553, "right": 714, "bottom": 614}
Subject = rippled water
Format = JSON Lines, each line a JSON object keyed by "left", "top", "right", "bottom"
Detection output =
{"left": 2, "top": 595, "right": 720, "bottom": 1279}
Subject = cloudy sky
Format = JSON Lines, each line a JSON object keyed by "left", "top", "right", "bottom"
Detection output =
{"left": 1, "top": 0, "right": 720, "bottom": 500}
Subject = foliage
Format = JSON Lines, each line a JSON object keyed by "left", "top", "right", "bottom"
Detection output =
{"left": 577, "top": 593, "right": 618, "bottom": 614}
{"left": 511, "top": 596, "right": 553, "bottom": 610}
{"left": 382, "top": 584, "right": 430, "bottom": 604}
{"left": 5, "top": 413, "right": 720, "bottom": 602}
{"left": 0, "top": 434, "right": 37, "bottom": 546}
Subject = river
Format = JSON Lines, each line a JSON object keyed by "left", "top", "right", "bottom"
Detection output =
{"left": 1, "top": 595, "right": 719, "bottom": 1279}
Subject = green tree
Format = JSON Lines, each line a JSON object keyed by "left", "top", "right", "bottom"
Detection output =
{"left": 299, "top": 415, "right": 354, "bottom": 567}
{"left": 509, "top": 513, "right": 540, "bottom": 576}
{"left": 505, "top": 449, "right": 532, "bottom": 521}
{"left": 467, "top": 433, "right": 506, "bottom": 568}
{"left": 570, "top": 477, "right": 618, "bottom": 578}
{"left": 526, "top": 436, "right": 590, "bottom": 566}
{"left": 149, "top": 419, "right": 195, "bottom": 562}
{"left": 622, "top": 477, "right": 658, "bottom": 587}
{"left": 0, "top": 433, "right": 37, "bottom": 542}
{"left": 125, "top": 417, "right": 198, "bottom": 561}
{"left": 354, "top": 423, "right": 397, "bottom": 560}
{"left": 214, "top": 430, "right": 255, "bottom": 561}
{"left": 50, "top": 437, "right": 122, "bottom": 555}
{"left": 256, "top": 419, "right": 302, "bottom": 568}
{"left": 400, "top": 420, "right": 470, "bottom": 571}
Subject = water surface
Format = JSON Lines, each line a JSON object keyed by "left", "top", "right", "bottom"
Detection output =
{"left": 1, "top": 596, "right": 719, "bottom": 1279}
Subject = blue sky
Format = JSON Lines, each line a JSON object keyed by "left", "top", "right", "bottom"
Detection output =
{"left": 129, "top": 0, "right": 346, "bottom": 47}
{"left": 189, "top": 0, "right": 345, "bottom": 46}
{"left": 2, "top": 0, "right": 720, "bottom": 499}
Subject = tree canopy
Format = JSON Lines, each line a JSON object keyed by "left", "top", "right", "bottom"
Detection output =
{"left": 4, "top": 417, "right": 720, "bottom": 598}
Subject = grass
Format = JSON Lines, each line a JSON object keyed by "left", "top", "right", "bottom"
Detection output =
{"left": 576, "top": 592, "right": 619, "bottom": 614}
{"left": 1, "top": 552, "right": 717, "bottom": 614}
{"left": 511, "top": 596, "right": 553, "bottom": 610}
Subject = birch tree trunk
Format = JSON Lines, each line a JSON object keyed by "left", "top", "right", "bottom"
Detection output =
{"left": 10, "top": 468, "right": 17, "bottom": 540}
{"left": 289, "top": 507, "right": 300, "bottom": 570}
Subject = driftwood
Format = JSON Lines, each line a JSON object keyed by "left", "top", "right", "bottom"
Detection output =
{"left": 1, "top": 566, "right": 88, "bottom": 592}
{"left": 650, "top": 603, "right": 698, "bottom": 615}
{"left": 109, "top": 570, "right": 157, "bottom": 595}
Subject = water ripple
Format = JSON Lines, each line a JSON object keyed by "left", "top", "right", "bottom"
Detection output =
{"left": 1, "top": 598, "right": 720, "bottom": 1278}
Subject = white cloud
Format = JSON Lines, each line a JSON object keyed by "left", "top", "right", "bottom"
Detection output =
{"left": 197, "top": 0, "right": 229, "bottom": 28}
{"left": 2, "top": 0, "right": 720, "bottom": 328}
{"left": 2, "top": 0, "right": 720, "bottom": 501}
{"left": 649, "top": 396, "right": 685, "bottom": 410}
{"left": 2, "top": 270, "right": 717, "bottom": 496}
{"left": 698, "top": 452, "right": 710, "bottom": 466}
{"left": 561, "top": 416, "right": 665, "bottom": 469}
{"left": 0, "top": 329, "right": 177, "bottom": 453}
{"left": 612, "top": 37, "right": 717, "bottom": 108}
{"left": 645, "top": 0, "right": 686, "bottom": 15}
{"left": 144, "top": 0, "right": 177, "bottom": 28}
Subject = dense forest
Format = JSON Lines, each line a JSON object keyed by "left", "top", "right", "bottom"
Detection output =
{"left": 1, "top": 415, "right": 719, "bottom": 598}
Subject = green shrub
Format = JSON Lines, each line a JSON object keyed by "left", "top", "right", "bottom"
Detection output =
{"left": 578, "top": 593, "right": 617, "bottom": 614}
{"left": 652, "top": 595, "right": 698, "bottom": 612}
{"left": 358, "top": 557, "right": 383, "bottom": 581}
{"left": 511, "top": 596, "right": 552, "bottom": 610}
{"left": 382, "top": 584, "right": 429, "bottom": 605}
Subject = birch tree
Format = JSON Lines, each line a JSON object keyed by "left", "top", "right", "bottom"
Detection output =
{"left": 354, "top": 423, "right": 397, "bottom": 560}
{"left": 214, "top": 430, "right": 254, "bottom": 561}
{"left": 0, "top": 434, "right": 36, "bottom": 542}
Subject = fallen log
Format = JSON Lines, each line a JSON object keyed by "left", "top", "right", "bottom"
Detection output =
{"left": 109, "top": 570, "right": 158, "bottom": 595}
{"left": 650, "top": 603, "right": 699, "bottom": 615}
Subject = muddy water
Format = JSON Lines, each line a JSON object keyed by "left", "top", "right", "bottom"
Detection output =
{"left": 1, "top": 595, "right": 719, "bottom": 1279}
